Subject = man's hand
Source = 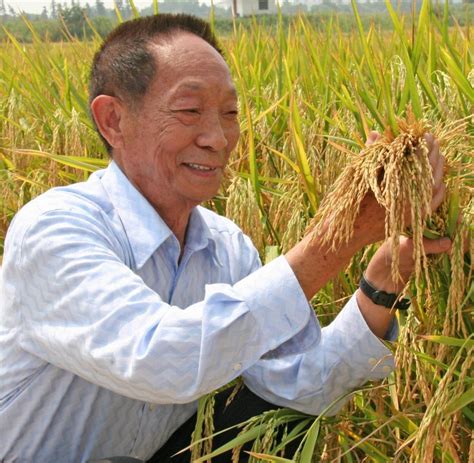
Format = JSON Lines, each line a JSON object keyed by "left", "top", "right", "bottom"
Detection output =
{"left": 352, "top": 131, "right": 449, "bottom": 338}
{"left": 286, "top": 131, "right": 448, "bottom": 303}
{"left": 364, "top": 235, "right": 452, "bottom": 294}
{"left": 353, "top": 132, "right": 447, "bottom": 247}
{"left": 356, "top": 235, "right": 452, "bottom": 338}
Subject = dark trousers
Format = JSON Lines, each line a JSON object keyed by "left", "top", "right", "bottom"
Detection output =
{"left": 148, "top": 385, "right": 302, "bottom": 462}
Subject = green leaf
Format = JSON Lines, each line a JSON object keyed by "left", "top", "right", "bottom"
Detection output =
{"left": 418, "top": 335, "right": 474, "bottom": 349}
{"left": 445, "top": 389, "right": 474, "bottom": 416}
{"left": 127, "top": 0, "right": 140, "bottom": 18}
{"left": 113, "top": 0, "right": 123, "bottom": 23}
{"left": 245, "top": 452, "right": 294, "bottom": 462}
{"left": 299, "top": 419, "right": 321, "bottom": 462}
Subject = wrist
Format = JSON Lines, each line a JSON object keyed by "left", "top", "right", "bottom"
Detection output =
{"left": 364, "top": 242, "right": 413, "bottom": 294}
{"left": 360, "top": 273, "right": 410, "bottom": 310}
{"left": 363, "top": 270, "right": 404, "bottom": 295}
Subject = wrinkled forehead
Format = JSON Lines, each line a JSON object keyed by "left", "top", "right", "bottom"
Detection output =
{"left": 147, "top": 32, "right": 235, "bottom": 91}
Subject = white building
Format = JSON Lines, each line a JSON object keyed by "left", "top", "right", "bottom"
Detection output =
{"left": 233, "top": 0, "right": 278, "bottom": 16}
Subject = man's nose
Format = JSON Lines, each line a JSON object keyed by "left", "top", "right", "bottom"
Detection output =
{"left": 196, "top": 113, "right": 228, "bottom": 152}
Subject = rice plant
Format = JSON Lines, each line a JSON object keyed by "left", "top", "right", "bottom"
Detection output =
{"left": 0, "top": 1, "right": 472, "bottom": 461}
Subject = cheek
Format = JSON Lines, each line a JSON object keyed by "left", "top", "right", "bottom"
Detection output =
{"left": 151, "top": 125, "right": 196, "bottom": 171}
{"left": 165, "top": 118, "right": 198, "bottom": 143}
{"left": 227, "top": 124, "right": 240, "bottom": 151}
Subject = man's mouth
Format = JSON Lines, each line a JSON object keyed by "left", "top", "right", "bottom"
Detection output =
{"left": 184, "top": 162, "right": 218, "bottom": 172}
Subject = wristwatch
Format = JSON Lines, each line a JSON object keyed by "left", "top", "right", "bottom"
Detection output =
{"left": 359, "top": 274, "right": 410, "bottom": 311}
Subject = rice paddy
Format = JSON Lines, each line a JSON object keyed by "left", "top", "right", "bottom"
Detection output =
{"left": 0, "top": 1, "right": 472, "bottom": 461}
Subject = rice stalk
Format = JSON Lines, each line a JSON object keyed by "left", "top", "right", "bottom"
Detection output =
{"left": 226, "top": 175, "right": 265, "bottom": 249}
{"left": 190, "top": 392, "right": 216, "bottom": 462}
{"left": 1, "top": 6, "right": 473, "bottom": 462}
{"left": 307, "top": 109, "right": 433, "bottom": 286}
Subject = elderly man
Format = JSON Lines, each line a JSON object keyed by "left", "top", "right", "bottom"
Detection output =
{"left": 0, "top": 14, "right": 449, "bottom": 463}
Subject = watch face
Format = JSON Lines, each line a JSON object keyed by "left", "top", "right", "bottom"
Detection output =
{"left": 396, "top": 299, "right": 411, "bottom": 311}
{"left": 372, "top": 290, "right": 396, "bottom": 308}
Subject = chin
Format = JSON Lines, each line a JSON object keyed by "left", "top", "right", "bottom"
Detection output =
{"left": 187, "top": 191, "right": 219, "bottom": 206}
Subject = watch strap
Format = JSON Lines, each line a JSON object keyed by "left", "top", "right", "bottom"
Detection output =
{"left": 359, "top": 274, "right": 410, "bottom": 311}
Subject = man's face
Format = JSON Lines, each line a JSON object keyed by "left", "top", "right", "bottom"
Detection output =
{"left": 114, "top": 33, "right": 240, "bottom": 215}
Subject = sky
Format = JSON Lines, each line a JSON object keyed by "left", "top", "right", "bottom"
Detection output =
{"left": 5, "top": 0, "right": 230, "bottom": 15}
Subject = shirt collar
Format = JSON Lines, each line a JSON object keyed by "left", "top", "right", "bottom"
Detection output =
{"left": 100, "top": 161, "right": 215, "bottom": 269}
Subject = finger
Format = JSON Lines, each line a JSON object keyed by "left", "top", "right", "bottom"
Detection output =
{"left": 430, "top": 182, "right": 446, "bottom": 212}
{"left": 427, "top": 135, "right": 439, "bottom": 159}
{"left": 426, "top": 137, "right": 444, "bottom": 179}
{"left": 423, "top": 237, "right": 452, "bottom": 255}
{"left": 424, "top": 132, "right": 435, "bottom": 156}
{"left": 427, "top": 138, "right": 440, "bottom": 171}
{"left": 365, "top": 131, "right": 381, "bottom": 147}
{"left": 432, "top": 151, "right": 445, "bottom": 188}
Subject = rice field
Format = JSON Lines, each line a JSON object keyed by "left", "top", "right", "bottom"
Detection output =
{"left": 0, "top": 1, "right": 473, "bottom": 461}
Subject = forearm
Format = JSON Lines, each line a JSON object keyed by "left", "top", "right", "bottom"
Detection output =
{"left": 356, "top": 254, "right": 402, "bottom": 338}
{"left": 285, "top": 232, "right": 364, "bottom": 300}
{"left": 285, "top": 195, "right": 385, "bottom": 300}
{"left": 356, "top": 236, "right": 451, "bottom": 338}
{"left": 356, "top": 290, "right": 397, "bottom": 339}
{"left": 286, "top": 232, "right": 397, "bottom": 340}
{"left": 285, "top": 197, "right": 397, "bottom": 339}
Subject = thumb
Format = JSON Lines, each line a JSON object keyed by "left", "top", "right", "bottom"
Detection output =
{"left": 365, "top": 131, "right": 380, "bottom": 147}
{"left": 423, "top": 237, "right": 452, "bottom": 255}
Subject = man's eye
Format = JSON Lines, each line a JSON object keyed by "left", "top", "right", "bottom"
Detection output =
{"left": 172, "top": 109, "right": 200, "bottom": 116}
{"left": 225, "top": 110, "right": 238, "bottom": 117}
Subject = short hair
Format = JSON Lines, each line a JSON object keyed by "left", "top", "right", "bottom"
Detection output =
{"left": 89, "top": 14, "right": 224, "bottom": 153}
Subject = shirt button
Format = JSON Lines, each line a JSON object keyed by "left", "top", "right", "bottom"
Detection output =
{"left": 382, "top": 365, "right": 391, "bottom": 373}
{"left": 233, "top": 363, "right": 242, "bottom": 372}
{"left": 368, "top": 357, "right": 377, "bottom": 366}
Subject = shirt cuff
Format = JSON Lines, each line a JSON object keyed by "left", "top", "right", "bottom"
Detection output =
{"left": 328, "top": 294, "right": 397, "bottom": 380}
{"left": 383, "top": 316, "right": 399, "bottom": 341}
{"left": 233, "top": 255, "right": 314, "bottom": 356}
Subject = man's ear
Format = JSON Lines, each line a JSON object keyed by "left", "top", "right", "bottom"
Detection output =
{"left": 90, "top": 95, "right": 125, "bottom": 150}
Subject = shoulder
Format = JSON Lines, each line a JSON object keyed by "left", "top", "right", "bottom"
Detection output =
{"left": 4, "top": 173, "right": 118, "bottom": 263}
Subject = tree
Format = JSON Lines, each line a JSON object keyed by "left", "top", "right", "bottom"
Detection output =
{"left": 41, "top": 6, "right": 49, "bottom": 18}
{"left": 50, "top": 0, "right": 57, "bottom": 18}
{"left": 60, "top": 4, "right": 86, "bottom": 36}
{"left": 84, "top": 2, "right": 92, "bottom": 17}
{"left": 95, "top": 0, "right": 106, "bottom": 16}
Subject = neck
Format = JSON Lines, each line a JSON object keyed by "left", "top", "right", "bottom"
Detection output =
{"left": 112, "top": 159, "right": 195, "bottom": 250}
{"left": 156, "top": 205, "right": 192, "bottom": 250}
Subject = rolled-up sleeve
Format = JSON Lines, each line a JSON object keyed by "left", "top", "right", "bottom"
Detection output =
{"left": 9, "top": 208, "right": 316, "bottom": 405}
{"left": 243, "top": 293, "right": 397, "bottom": 416}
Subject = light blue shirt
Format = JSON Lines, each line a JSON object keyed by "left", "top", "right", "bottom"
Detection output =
{"left": 0, "top": 161, "right": 396, "bottom": 462}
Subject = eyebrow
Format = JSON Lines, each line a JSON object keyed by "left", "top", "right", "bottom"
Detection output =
{"left": 173, "top": 81, "right": 237, "bottom": 98}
